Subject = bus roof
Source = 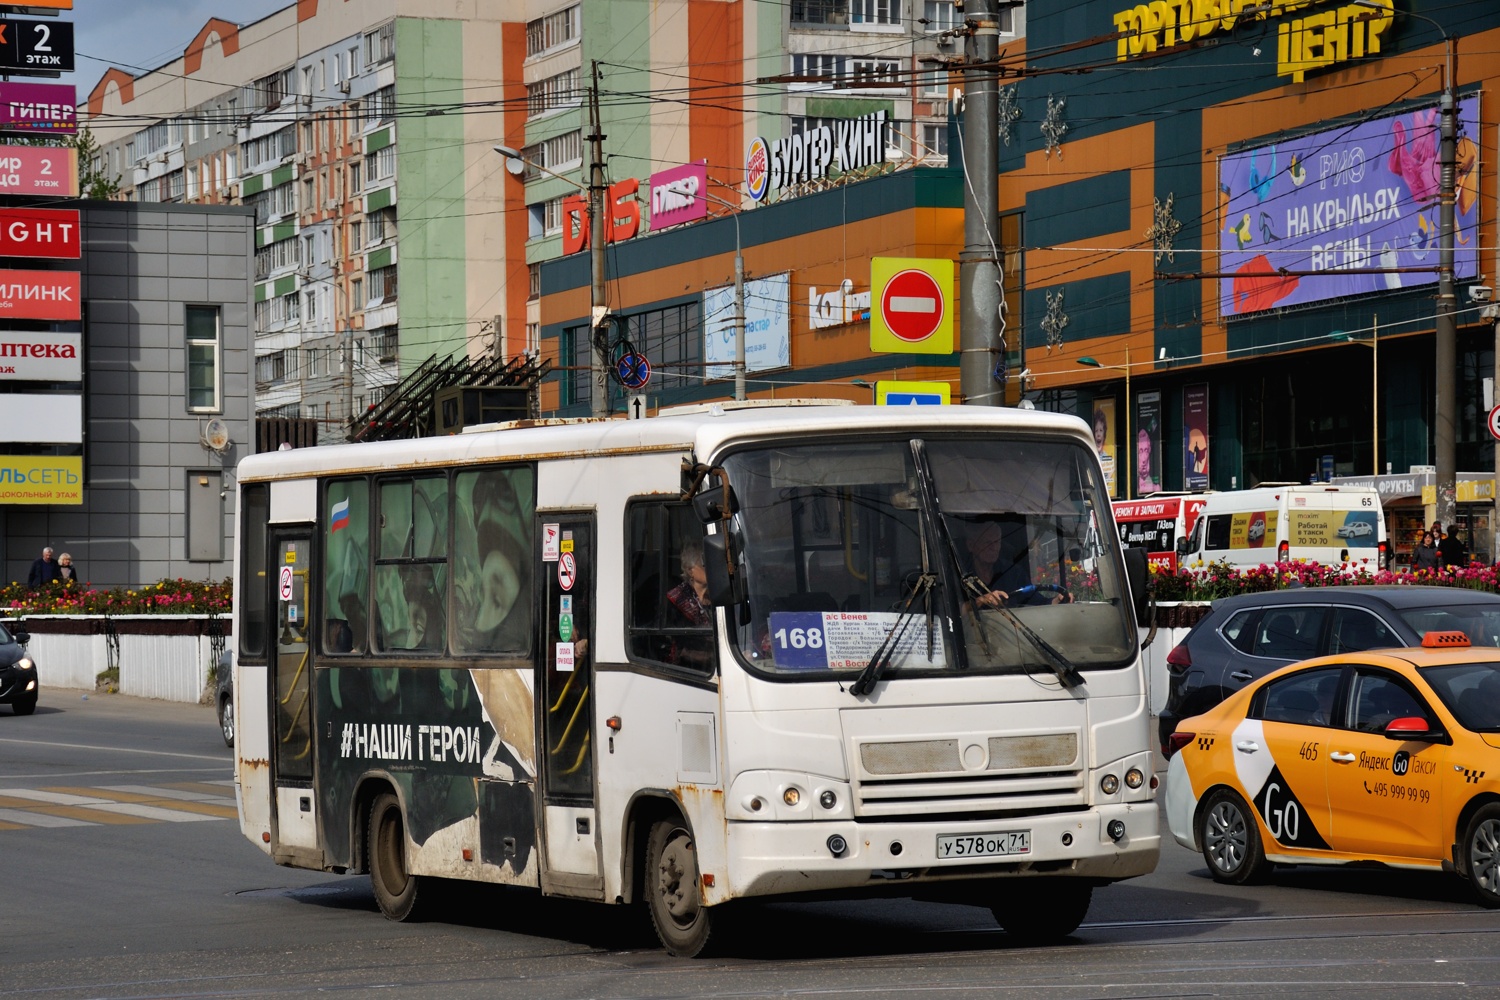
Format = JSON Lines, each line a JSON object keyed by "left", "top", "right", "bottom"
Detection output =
{"left": 235, "top": 402, "right": 1094, "bottom": 483}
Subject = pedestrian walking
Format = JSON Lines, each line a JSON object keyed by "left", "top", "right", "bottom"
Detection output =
{"left": 1438, "top": 523, "right": 1467, "bottom": 570}
{"left": 57, "top": 552, "right": 80, "bottom": 585}
{"left": 1412, "top": 530, "right": 1440, "bottom": 572}
{"left": 27, "top": 546, "right": 60, "bottom": 587}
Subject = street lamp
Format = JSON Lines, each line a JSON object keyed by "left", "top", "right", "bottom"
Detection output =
{"left": 1078, "top": 346, "right": 1137, "bottom": 500}
{"left": 1354, "top": 0, "right": 1458, "bottom": 524}
{"left": 494, "top": 143, "right": 609, "bottom": 418}
{"left": 1332, "top": 317, "right": 1379, "bottom": 477}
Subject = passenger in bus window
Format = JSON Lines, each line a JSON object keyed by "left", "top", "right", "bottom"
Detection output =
{"left": 665, "top": 541, "right": 715, "bottom": 668}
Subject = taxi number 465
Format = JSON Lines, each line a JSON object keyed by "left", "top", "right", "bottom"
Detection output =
{"left": 936, "top": 831, "right": 1031, "bottom": 859}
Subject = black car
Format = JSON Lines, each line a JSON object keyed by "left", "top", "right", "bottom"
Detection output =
{"left": 216, "top": 649, "right": 233, "bottom": 747}
{"left": 0, "top": 622, "right": 37, "bottom": 715}
{"left": 1159, "top": 586, "right": 1500, "bottom": 755}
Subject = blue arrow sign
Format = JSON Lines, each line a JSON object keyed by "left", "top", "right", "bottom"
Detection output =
{"left": 886, "top": 392, "right": 944, "bottom": 406}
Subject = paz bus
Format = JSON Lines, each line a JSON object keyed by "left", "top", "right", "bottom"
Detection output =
{"left": 230, "top": 400, "right": 1160, "bottom": 956}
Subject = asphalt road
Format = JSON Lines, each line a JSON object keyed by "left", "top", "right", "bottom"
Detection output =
{"left": 4, "top": 689, "right": 1498, "bottom": 999}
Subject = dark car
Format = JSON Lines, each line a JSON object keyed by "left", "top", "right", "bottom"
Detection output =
{"left": 1158, "top": 586, "right": 1500, "bottom": 755}
{"left": 216, "top": 648, "right": 233, "bottom": 747}
{"left": 0, "top": 621, "right": 38, "bottom": 715}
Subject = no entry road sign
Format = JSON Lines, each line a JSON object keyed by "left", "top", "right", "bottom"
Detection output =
{"left": 870, "top": 257, "right": 954, "bottom": 354}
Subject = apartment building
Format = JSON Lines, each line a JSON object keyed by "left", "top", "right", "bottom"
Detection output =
{"left": 83, "top": 2, "right": 508, "bottom": 442}
{"left": 84, "top": 1, "right": 1011, "bottom": 439}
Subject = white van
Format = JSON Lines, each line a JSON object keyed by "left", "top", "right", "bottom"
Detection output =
{"left": 1177, "top": 483, "right": 1387, "bottom": 571}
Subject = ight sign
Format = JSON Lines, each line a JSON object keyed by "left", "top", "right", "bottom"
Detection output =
{"left": 746, "top": 111, "right": 889, "bottom": 203}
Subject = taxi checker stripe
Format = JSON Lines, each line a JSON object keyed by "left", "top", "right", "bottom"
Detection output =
{"left": 1463, "top": 768, "right": 1487, "bottom": 783}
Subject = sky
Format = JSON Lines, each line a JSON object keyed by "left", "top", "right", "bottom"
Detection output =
{"left": 72, "top": 0, "right": 290, "bottom": 90}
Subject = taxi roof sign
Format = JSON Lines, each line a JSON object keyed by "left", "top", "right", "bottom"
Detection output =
{"left": 1421, "top": 630, "right": 1471, "bottom": 648}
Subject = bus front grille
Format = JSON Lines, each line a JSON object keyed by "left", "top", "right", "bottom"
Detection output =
{"left": 852, "top": 732, "right": 1084, "bottom": 818}
{"left": 854, "top": 771, "right": 1085, "bottom": 818}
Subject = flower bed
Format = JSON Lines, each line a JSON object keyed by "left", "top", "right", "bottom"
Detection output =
{"left": 2, "top": 578, "right": 231, "bottom": 616}
{"left": 1151, "top": 559, "right": 1498, "bottom": 603}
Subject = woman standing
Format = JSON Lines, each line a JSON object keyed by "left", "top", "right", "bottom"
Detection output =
{"left": 57, "top": 552, "right": 80, "bottom": 585}
{"left": 1411, "top": 531, "right": 1440, "bottom": 573}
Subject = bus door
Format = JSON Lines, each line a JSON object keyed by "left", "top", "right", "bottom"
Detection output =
{"left": 270, "top": 529, "right": 319, "bottom": 859}
{"left": 535, "top": 513, "right": 602, "bottom": 894}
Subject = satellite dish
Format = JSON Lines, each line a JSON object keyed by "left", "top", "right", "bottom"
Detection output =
{"left": 202, "top": 417, "right": 232, "bottom": 453}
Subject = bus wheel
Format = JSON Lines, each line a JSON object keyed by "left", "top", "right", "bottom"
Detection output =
{"left": 1464, "top": 803, "right": 1500, "bottom": 908}
{"left": 645, "top": 818, "right": 714, "bottom": 957}
{"left": 369, "top": 792, "right": 423, "bottom": 921}
{"left": 990, "top": 879, "right": 1092, "bottom": 944}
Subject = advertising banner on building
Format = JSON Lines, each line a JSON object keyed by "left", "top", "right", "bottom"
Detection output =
{"left": 1092, "top": 397, "right": 1117, "bottom": 498}
{"left": 0, "top": 454, "right": 81, "bottom": 504}
{"left": 1184, "top": 384, "right": 1209, "bottom": 491}
{"left": 0, "top": 331, "right": 79, "bottom": 380}
{"left": 1220, "top": 97, "right": 1480, "bottom": 316}
{"left": 0, "top": 393, "right": 80, "bottom": 442}
{"left": 0, "top": 268, "right": 79, "bottom": 319}
{"left": 0, "top": 207, "right": 78, "bottom": 258}
{"left": 647, "top": 159, "right": 707, "bottom": 231}
{"left": 0, "top": 81, "right": 76, "bottom": 133}
{"left": 0, "top": 145, "right": 76, "bottom": 196}
{"left": 704, "top": 271, "right": 790, "bottom": 379}
{"left": 1136, "top": 390, "right": 1163, "bottom": 495}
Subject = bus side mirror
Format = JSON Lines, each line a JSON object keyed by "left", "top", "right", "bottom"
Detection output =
{"left": 692, "top": 484, "right": 737, "bottom": 524}
{"left": 1175, "top": 537, "right": 1188, "bottom": 555}
{"left": 1123, "top": 547, "right": 1150, "bottom": 625}
{"left": 702, "top": 531, "right": 746, "bottom": 607}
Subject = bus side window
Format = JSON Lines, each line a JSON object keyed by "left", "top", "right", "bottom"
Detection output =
{"left": 322, "top": 478, "right": 370, "bottom": 654}
{"left": 627, "top": 501, "right": 715, "bottom": 672}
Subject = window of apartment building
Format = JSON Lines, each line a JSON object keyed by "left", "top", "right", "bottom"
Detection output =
{"left": 302, "top": 66, "right": 315, "bottom": 97}
{"left": 255, "top": 235, "right": 300, "bottom": 280}
{"left": 349, "top": 161, "right": 362, "bottom": 194}
{"left": 851, "top": 0, "right": 900, "bottom": 24}
{"left": 528, "top": 196, "right": 565, "bottom": 239}
{"left": 519, "top": 129, "right": 582, "bottom": 181}
{"left": 922, "top": 0, "right": 959, "bottom": 32}
{"left": 186, "top": 165, "right": 199, "bottom": 200}
{"left": 920, "top": 121, "right": 949, "bottom": 157}
{"left": 367, "top": 265, "right": 398, "bottom": 306}
{"left": 789, "top": 55, "right": 899, "bottom": 91}
{"left": 364, "top": 22, "right": 395, "bottom": 66}
{"left": 186, "top": 305, "right": 221, "bottom": 413}
{"left": 791, "top": 0, "right": 847, "bottom": 24}
{"left": 251, "top": 68, "right": 294, "bottom": 112}
{"left": 306, "top": 346, "right": 322, "bottom": 378}
{"left": 139, "top": 169, "right": 186, "bottom": 203}
{"left": 348, "top": 46, "right": 360, "bottom": 77}
{"left": 527, "top": 69, "right": 580, "bottom": 118}
{"left": 225, "top": 150, "right": 238, "bottom": 182}
{"left": 368, "top": 207, "right": 396, "bottom": 245}
{"left": 302, "top": 176, "right": 314, "bottom": 215}
{"left": 525, "top": 321, "right": 539, "bottom": 354}
{"left": 134, "top": 119, "right": 180, "bottom": 162}
{"left": 364, "top": 86, "right": 396, "bottom": 130}
{"left": 365, "top": 145, "right": 395, "bottom": 185}
{"left": 371, "top": 326, "right": 398, "bottom": 362}
{"left": 350, "top": 220, "right": 362, "bottom": 249}
{"left": 528, "top": 263, "right": 541, "bottom": 300}
{"left": 525, "top": 4, "right": 580, "bottom": 57}
{"left": 301, "top": 120, "right": 314, "bottom": 152}
{"left": 244, "top": 126, "right": 296, "bottom": 171}
{"left": 303, "top": 287, "right": 319, "bottom": 323}
{"left": 255, "top": 349, "right": 288, "bottom": 386}
{"left": 270, "top": 179, "right": 296, "bottom": 217}
{"left": 351, "top": 277, "right": 363, "bottom": 307}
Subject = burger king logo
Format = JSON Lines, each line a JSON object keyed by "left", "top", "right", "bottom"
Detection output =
{"left": 745, "top": 136, "right": 770, "bottom": 202}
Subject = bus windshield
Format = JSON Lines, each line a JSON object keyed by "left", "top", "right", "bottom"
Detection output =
{"left": 722, "top": 436, "right": 1136, "bottom": 679}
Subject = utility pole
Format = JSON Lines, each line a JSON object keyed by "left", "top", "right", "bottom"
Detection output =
{"left": 586, "top": 60, "right": 609, "bottom": 418}
{"left": 1434, "top": 34, "right": 1458, "bottom": 531}
{"left": 959, "top": 0, "right": 1002, "bottom": 406}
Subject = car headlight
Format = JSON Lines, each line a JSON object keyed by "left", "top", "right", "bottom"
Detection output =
{"left": 15, "top": 658, "right": 33, "bottom": 671}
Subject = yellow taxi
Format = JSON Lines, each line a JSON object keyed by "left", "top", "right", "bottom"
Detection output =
{"left": 1164, "top": 631, "right": 1500, "bottom": 905}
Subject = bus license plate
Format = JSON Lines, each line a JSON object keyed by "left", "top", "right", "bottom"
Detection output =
{"left": 936, "top": 831, "right": 1031, "bottom": 860}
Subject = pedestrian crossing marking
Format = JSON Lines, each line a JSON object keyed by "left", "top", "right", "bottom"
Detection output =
{"left": 0, "top": 782, "right": 238, "bottom": 832}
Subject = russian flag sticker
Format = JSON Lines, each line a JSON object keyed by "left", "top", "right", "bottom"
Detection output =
{"left": 331, "top": 498, "right": 350, "bottom": 532}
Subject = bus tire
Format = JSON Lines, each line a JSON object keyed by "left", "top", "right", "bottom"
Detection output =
{"left": 369, "top": 792, "right": 424, "bottom": 921}
{"left": 1200, "top": 788, "right": 1270, "bottom": 885}
{"left": 990, "top": 879, "right": 1092, "bottom": 943}
{"left": 645, "top": 817, "right": 714, "bottom": 957}
{"left": 1463, "top": 803, "right": 1500, "bottom": 908}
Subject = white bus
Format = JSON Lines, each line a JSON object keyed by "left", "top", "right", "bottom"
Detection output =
{"left": 231, "top": 400, "right": 1159, "bottom": 956}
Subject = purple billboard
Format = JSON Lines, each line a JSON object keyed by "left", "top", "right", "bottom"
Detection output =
{"left": 0, "top": 82, "right": 76, "bottom": 134}
{"left": 1219, "top": 98, "right": 1479, "bottom": 316}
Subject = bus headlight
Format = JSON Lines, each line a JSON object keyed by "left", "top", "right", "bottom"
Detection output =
{"left": 1099, "top": 773, "right": 1120, "bottom": 795}
{"left": 782, "top": 786, "right": 801, "bottom": 807}
{"left": 1125, "top": 767, "right": 1145, "bottom": 790}
{"left": 819, "top": 789, "right": 837, "bottom": 810}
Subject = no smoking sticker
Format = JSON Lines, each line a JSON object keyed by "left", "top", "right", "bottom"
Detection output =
{"left": 557, "top": 551, "right": 576, "bottom": 591}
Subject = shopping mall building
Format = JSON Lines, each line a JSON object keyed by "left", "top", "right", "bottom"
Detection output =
{"left": 535, "top": 1, "right": 1500, "bottom": 565}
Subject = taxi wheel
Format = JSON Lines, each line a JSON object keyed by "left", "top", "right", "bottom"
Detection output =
{"left": 1200, "top": 789, "right": 1270, "bottom": 885}
{"left": 1463, "top": 804, "right": 1500, "bottom": 908}
{"left": 991, "top": 879, "right": 1093, "bottom": 944}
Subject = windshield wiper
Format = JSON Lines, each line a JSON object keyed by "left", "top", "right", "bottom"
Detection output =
{"left": 991, "top": 604, "right": 1085, "bottom": 689}
{"left": 850, "top": 572, "right": 937, "bottom": 697}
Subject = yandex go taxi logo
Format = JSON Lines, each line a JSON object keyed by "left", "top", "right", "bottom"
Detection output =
{"left": 0, "top": 207, "right": 79, "bottom": 259}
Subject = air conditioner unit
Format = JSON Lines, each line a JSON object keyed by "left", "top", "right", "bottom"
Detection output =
{"left": 338, "top": 80, "right": 352, "bottom": 95}
{"left": 300, "top": 94, "right": 312, "bottom": 107}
